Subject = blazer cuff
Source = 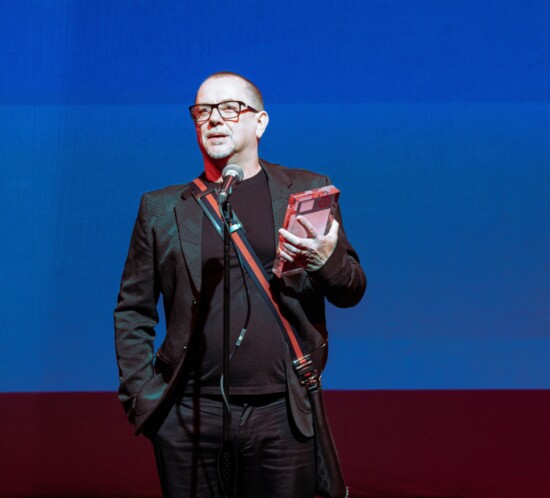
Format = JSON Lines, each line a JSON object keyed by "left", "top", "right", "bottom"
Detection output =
{"left": 310, "top": 239, "right": 349, "bottom": 283}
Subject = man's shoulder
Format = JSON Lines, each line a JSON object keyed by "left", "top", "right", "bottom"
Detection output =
{"left": 261, "top": 159, "right": 330, "bottom": 186}
{"left": 139, "top": 183, "right": 190, "bottom": 216}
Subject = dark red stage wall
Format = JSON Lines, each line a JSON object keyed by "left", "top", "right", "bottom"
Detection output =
{"left": 1, "top": 391, "right": 549, "bottom": 498}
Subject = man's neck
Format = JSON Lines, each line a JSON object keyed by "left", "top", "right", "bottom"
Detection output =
{"left": 204, "top": 157, "right": 261, "bottom": 183}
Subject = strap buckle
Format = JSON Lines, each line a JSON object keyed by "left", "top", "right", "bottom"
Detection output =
{"left": 227, "top": 221, "right": 242, "bottom": 233}
{"left": 293, "top": 355, "right": 320, "bottom": 392}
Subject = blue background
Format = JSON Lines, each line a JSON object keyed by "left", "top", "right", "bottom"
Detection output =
{"left": 1, "top": 0, "right": 548, "bottom": 391}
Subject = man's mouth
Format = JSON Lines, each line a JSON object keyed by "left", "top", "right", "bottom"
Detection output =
{"left": 207, "top": 129, "right": 229, "bottom": 139}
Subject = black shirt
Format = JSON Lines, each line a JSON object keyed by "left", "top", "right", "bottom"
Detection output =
{"left": 182, "top": 168, "right": 287, "bottom": 395}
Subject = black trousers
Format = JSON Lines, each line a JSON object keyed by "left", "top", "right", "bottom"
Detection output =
{"left": 151, "top": 393, "right": 315, "bottom": 498}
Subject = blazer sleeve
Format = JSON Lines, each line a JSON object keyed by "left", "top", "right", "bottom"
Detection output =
{"left": 113, "top": 193, "right": 160, "bottom": 424}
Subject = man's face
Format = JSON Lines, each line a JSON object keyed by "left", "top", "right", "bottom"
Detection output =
{"left": 194, "top": 76, "right": 264, "bottom": 164}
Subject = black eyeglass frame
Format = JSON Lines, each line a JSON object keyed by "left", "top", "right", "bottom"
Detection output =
{"left": 188, "top": 100, "right": 260, "bottom": 122}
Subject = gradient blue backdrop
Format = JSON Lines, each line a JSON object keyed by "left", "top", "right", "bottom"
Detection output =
{"left": 1, "top": 0, "right": 548, "bottom": 391}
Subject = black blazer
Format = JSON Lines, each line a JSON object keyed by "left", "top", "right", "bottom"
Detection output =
{"left": 114, "top": 159, "right": 366, "bottom": 436}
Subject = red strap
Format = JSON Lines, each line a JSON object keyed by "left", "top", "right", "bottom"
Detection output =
{"left": 190, "top": 177, "right": 307, "bottom": 363}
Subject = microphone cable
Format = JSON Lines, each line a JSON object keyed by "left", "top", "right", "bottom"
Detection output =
{"left": 218, "top": 209, "right": 252, "bottom": 413}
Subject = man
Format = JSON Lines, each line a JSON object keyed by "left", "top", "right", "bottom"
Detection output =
{"left": 114, "top": 72, "right": 366, "bottom": 498}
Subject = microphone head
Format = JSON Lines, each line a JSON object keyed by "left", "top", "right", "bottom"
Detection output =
{"left": 222, "top": 164, "right": 244, "bottom": 183}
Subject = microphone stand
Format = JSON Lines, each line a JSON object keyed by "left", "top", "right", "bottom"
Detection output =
{"left": 218, "top": 198, "right": 236, "bottom": 498}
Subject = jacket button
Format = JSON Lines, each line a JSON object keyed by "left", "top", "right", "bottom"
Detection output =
{"left": 192, "top": 299, "right": 198, "bottom": 308}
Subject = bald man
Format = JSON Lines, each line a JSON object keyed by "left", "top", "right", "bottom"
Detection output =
{"left": 114, "top": 72, "right": 366, "bottom": 498}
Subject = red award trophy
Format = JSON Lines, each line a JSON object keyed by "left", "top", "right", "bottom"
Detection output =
{"left": 273, "top": 185, "right": 340, "bottom": 277}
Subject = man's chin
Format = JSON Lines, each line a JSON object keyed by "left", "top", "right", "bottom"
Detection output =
{"left": 206, "top": 148, "right": 233, "bottom": 160}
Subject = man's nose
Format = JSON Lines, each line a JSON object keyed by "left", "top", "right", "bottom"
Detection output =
{"left": 208, "top": 106, "right": 224, "bottom": 125}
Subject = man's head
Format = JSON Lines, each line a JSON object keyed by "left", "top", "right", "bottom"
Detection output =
{"left": 201, "top": 72, "right": 264, "bottom": 111}
{"left": 192, "top": 72, "right": 269, "bottom": 177}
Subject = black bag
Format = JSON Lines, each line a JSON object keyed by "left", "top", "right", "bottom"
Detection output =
{"left": 309, "top": 387, "right": 348, "bottom": 498}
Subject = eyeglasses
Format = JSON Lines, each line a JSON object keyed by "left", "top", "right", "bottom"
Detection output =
{"left": 189, "top": 100, "right": 259, "bottom": 123}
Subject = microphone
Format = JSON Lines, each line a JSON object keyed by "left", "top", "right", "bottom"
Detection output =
{"left": 217, "top": 164, "right": 244, "bottom": 204}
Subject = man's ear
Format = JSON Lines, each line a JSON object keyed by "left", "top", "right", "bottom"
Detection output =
{"left": 255, "top": 111, "right": 269, "bottom": 139}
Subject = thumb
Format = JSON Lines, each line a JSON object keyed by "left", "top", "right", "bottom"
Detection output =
{"left": 328, "top": 219, "right": 339, "bottom": 237}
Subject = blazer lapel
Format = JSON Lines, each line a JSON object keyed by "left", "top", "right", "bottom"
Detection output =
{"left": 174, "top": 185, "right": 203, "bottom": 293}
{"left": 261, "top": 159, "right": 293, "bottom": 243}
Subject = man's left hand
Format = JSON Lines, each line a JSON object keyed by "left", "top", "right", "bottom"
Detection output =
{"left": 278, "top": 216, "right": 339, "bottom": 272}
